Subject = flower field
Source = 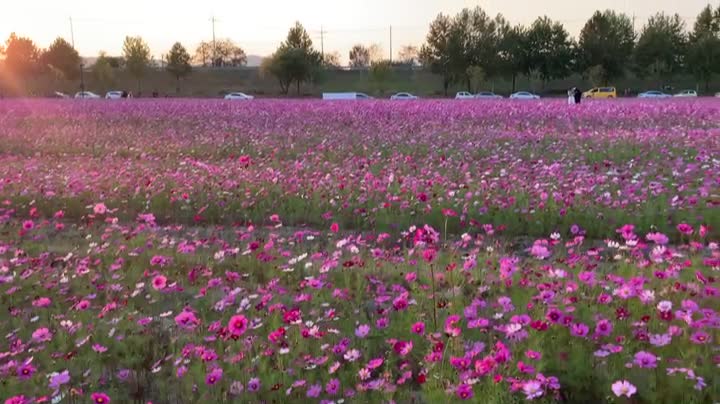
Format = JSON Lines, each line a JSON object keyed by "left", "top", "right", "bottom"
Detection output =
{"left": 0, "top": 99, "right": 718, "bottom": 403}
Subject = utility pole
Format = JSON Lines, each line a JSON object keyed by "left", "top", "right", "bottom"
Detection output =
{"left": 389, "top": 25, "right": 393, "bottom": 63}
{"left": 320, "top": 26, "right": 324, "bottom": 59}
{"left": 210, "top": 16, "right": 217, "bottom": 66}
{"left": 80, "top": 63, "right": 85, "bottom": 93}
{"left": 69, "top": 17, "right": 75, "bottom": 49}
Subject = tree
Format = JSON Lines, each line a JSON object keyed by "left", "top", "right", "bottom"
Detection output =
{"left": 349, "top": 44, "right": 371, "bottom": 68}
{"left": 265, "top": 22, "right": 321, "bottom": 95}
{"left": 686, "top": 5, "right": 720, "bottom": 91}
{"left": 497, "top": 24, "right": 529, "bottom": 93}
{"left": 526, "top": 16, "right": 573, "bottom": 86}
{"left": 368, "top": 44, "right": 384, "bottom": 63}
{"left": 122, "top": 36, "right": 151, "bottom": 93}
{"left": 420, "top": 14, "right": 454, "bottom": 95}
{"left": 40, "top": 37, "right": 80, "bottom": 80}
{"left": 92, "top": 52, "right": 115, "bottom": 92}
{"left": 634, "top": 13, "right": 687, "bottom": 86}
{"left": 322, "top": 51, "right": 341, "bottom": 68}
{"left": 466, "top": 65, "right": 485, "bottom": 92}
{"left": 577, "top": 10, "right": 635, "bottom": 84}
{"left": 585, "top": 65, "right": 607, "bottom": 87}
{"left": 212, "top": 39, "right": 247, "bottom": 67}
{"left": 369, "top": 60, "right": 392, "bottom": 94}
{"left": 194, "top": 41, "right": 213, "bottom": 66}
{"left": 166, "top": 42, "right": 192, "bottom": 93}
{"left": 397, "top": 45, "right": 419, "bottom": 66}
{"left": 3, "top": 33, "right": 39, "bottom": 81}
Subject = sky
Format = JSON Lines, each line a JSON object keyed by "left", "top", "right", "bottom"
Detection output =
{"left": 0, "top": 0, "right": 713, "bottom": 63}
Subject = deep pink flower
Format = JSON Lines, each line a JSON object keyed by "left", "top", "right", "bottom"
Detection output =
{"left": 422, "top": 248, "right": 437, "bottom": 263}
{"left": 152, "top": 275, "right": 167, "bottom": 290}
{"left": 91, "top": 392, "right": 111, "bottom": 404}
{"left": 228, "top": 314, "right": 248, "bottom": 336}
{"left": 690, "top": 331, "right": 710, "bottom": 344}
{"left": 16, "top": 363, "right": 35, "bottom": 380}
{"left": 411, "top": 322, "right": 425, "bottom": 334}
{"left": 455, "top": 384, "right": 473, "bottom": 400}
{"left": 175, "top": 310, "right": 200, "bottom": 330}
{"left": 676, "top": 223, "right": 693, "bottom": 235}
{"left": 330, "top": 222, "right": 339, "bottom": 233}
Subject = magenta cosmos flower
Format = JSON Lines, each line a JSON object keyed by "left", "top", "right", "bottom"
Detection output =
{"left": 32, "top": 327, "right": 53, "bottom": 343}
{"left": 228, "top": 314, "right": 249, "bottom": 336}
{"left": 455, "top": 384, "right": 473, "bottom": 400}
{"left": 91, "top": 392, "right": 111, "bottom": 404}
{"left": 152, "top": 274, "right": 167, "bottom": 290}
{"left": 93, "top": 203, "right": 107, "bottom": 215}
{"left": 174, "top": 310, "right": 200, "bottom": 330}
{"left": 411, "top": 322, "right": 425, "bottom": 334}
{"left": 633, "top": 351, "right": 658, "bottom": 368}
{"left": 611, "top": 380, "right": 636, "bottom": 397}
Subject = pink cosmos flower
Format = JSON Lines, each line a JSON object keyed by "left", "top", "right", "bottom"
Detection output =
{"left": 21, "top": 220, "right": 34, "bottom": 230}
{"left": 175, "top": 310, "right": 200, "bottom": 330}
{"left": 611, "top": 380, "right": 636, "bottom": 397}
{"left": 152, "top": 275, "right": 167, "bottom": 290}
{"left": 523, "top": 380, "right": 543, "bottom": 399}
{"left": 355, "top": 324, "right": 370, "bottom": 338}
{"left": 32, "top": 327, "right": 53, "bottom": 343}
{"left": 4, "top": 396, "right": 29, "bottom": 404}
{"left": 690, "top": 331, "right": 710, "bottom": 344}
{"left": 676, "top": 223, "right": 693, "bottom": 235}
{"left": 455, "top": 384, "right": 473, "bottom": 400}
{"left": 49, "top": 370, "right": 70, "bottom": 390}
{"left": 422, "top": 248, "right": 437, "bottom": 263}
{"left": 330, "top": 222, "right": 339, "bottom": 233}
{"left": 205, "top": 367, "right": 223, "bottom": 385}
{"left": 411, "top": 322, "right": 425, "bottom": 335}
{"left": 247, "top": 377, "right": 261, "bottom": 392}
{"left": 91, "top": 392, "right": 111, "bottom": 404}
{"left": 228, "top": 314, "right": 249, "bottom": 336}
{"left": 633, "top": 351, "right": 658, "bottom": 368}
{"left": 93, "top": 203, "right": 107, "bottom": 215}
{"left": 16, "top": 363, "right": 35, "bottom": 380}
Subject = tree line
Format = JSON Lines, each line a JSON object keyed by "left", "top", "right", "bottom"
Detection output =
{"left": 1, "top": 4, "right": 720, "bottom": 96}
{"left": 419, "top": 5, "right": 720, "bottom": 95}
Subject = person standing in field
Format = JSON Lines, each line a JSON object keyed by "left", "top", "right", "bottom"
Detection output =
{"left": 573, "top": 88, "right": 582, "bottom": 104}
{"left": 568, "top": 88, "right": 574, "bottom": 105}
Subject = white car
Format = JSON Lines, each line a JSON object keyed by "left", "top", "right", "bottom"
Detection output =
{"left": 105, "top": 91, "right": 130, "bottom": 99}
{"left": 475, "top": 91, "right": 503, "bottom": 99}
{"left": 322, "top": 92, "right": 373, "bottom": 100}
{"left": 74, "top": 91, "right": 100, "bottom": 99}
{"left": 638, "top": 91, "right": 671, "bottom": 99}
{"left": 224, "top": 92, "right": 254, "bottom": 100}
{"left": 390, "top": 92, "right": 418, "bottom": 100}
{"left": 455, "top": 91, "right": 475, "bottom": 100}
{"left": 509, "top": 91, "right": 540, "bottom": 100}
{"left": 673, "top": 89, "right": 697, "bottom": 98}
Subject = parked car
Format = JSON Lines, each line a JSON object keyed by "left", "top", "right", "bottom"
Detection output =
{"left": 224, "top": 92, "right": 254, "bottom": 100}
{"left": 474, "top": 91, "right": 503, "bottom": 99}
{"left": 509, "top": 91, "right": 540, "bottom": 100}
{"left": 74, "top": 91, "right": 101, "bottom": 99}
{"left": 716, "top": 92, "right": 720, "bottom": 98}
{"left": 322, "top": 92, "right": 373, "bottom": 100}
{"left": 583, "top": 87, "right": 616, "bottom": 99}
{"left": 105, "top": 91, "right": 131, "bottom": 99}
{"left": 53, "top": 91, "right": 70, "bottom": 99}
{"left": 637, "top": 90, "right": 671, "bottom": 99}
{"left": 455, "top": 91, "right": 475, "bottom": 100}
{"left": 390, "top": 92, "right": 418, "bottom": 100}
{"left": 673, "top": 89, "right": 697, "bottom": 98}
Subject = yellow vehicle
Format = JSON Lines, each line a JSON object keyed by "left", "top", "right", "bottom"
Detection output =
{"left": 583, "top": 87, "right": 617, "bottom": 99}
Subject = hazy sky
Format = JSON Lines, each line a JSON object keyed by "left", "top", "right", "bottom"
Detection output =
{"left": 0, "top": 0, "right": 712, "bottom": 62}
